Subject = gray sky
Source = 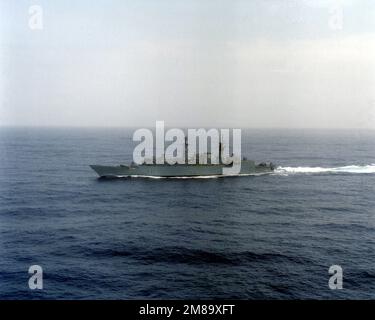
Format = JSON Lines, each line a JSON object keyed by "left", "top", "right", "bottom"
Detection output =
{"left": 1, "top": 0, "right": 375, "bottom": 128}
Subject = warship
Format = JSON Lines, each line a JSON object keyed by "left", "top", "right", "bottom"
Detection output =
{"left": 90, "top": 160, "right": 274, "bottom": 178}
{"left": 90, "top": 142, "right": 274, "bottom": 178}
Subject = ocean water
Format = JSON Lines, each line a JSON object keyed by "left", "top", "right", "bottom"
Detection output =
{"left": 0, "top": 128, "right": 374, "bottom": 299}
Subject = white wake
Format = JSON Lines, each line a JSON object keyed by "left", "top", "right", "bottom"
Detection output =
{"left": 106, "top": 164, "right": 375, "bottom": 179}
{"left": 114, "top": 173, "right": 269, "bottom": 179}
{"left": 275, "top": 164, "right": 375, "bottom": 175}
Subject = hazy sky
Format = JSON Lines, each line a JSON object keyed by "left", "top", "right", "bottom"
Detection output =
{"left": 1, "top": 0, "right": 375, "bottom": 128}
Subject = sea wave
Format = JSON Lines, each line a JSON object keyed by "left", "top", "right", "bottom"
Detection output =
{"left": 110, "top": 173, "right": 269, "bottom": 179}
{"left": 102, "top": 164, "right": 375, "bottom": 179}
{"left": 89, "top": 245, "right": 310, "bottom": 265}
{"left": 275, "top": 164, "right": 375, "bottom": 175}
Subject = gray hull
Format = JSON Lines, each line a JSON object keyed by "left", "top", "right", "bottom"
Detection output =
{"left": 90, "top": 160, "right": 274, "bottom": 178}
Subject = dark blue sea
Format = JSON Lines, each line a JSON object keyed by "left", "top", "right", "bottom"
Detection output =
{"left": 0, "top": 128, "right": 374, "bottom": 299}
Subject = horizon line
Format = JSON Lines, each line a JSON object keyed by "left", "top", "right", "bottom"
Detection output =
{"left": 0, "top": 125, "right": 374, "bottom": 131}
